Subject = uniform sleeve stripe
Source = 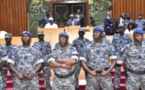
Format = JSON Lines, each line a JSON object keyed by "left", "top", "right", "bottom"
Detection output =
{"left": 110, "top": 56, "right": 117, "bottom": 59}
{"left": 48, "top": 58, "right": 55, "bottom": 63}
{"left": 80, "top": 57, "right": 87, "bottom": 62}
{"left": 72, "top": 51, "right": 78, "bottom": 55}
{"left": 7, "top": 59, "right": 15, "bottom": 65}
{"left": 71, "top": 56, "right": 78, "bottom": 62}
{"left": 36, "top": 59, "right": 44, "bottom": 64}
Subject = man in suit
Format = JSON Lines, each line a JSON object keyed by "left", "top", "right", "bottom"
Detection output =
{"left": 74, "top": 9, "right": 85, "bottom": 27}
{"left": 66, "top": 14, "right": 80, "bottom": 26}
{"left": 104, "top": 12, "right": 114, "bottom": 35}
{"left": 115, "top": 13, "right": 126, "bottom": 33}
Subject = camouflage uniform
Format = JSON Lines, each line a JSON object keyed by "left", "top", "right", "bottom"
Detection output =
{"left": 7, "top": 45, "right": 44, "bottom": 90}
{"left": 0, "top": 44, "right": 7, "bottom": 90}
{"left": 119, "top": 41, "right": 145, "bottom": 90}
{"left": 135, "top": 19, "right": 145, "bottom": 28}
{"left": 124, "top": 19, "right": 134, "bottom": 29}
{"left": 102, "top": 32, "right": 111, "bottom": 44}
{"left": 81, "top": 40, "right": 117, "bottom": 90}
{"left": 72, "top": 37, "right": 90, "bottom": 89}
{"left": 112, "top": 34, "right": 132, "bottom": 89}
{"left": 33, "top": 41, "right": 51, "bottom": 90}
{"left": 0, "top": 44, "right": 15, "bottom": 90}
{"left": 48, "top": 44, "right": 78, "bottom": 90}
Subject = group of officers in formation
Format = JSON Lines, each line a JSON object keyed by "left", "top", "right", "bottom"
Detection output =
{"left": 0, "top": 19, "right": 145, "bottom": 90}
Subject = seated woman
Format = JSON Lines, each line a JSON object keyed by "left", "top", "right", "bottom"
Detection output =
{"left": 124, "top": 23, "right": 135, "bottom": 34}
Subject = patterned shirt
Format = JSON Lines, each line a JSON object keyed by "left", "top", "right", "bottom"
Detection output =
{"left": 72, "top": 37, "right": 90, "bottom": 56}
{"left": 119, "top": 41, "right": 145, "bottom": 71}
{"left": 112, "top": 34, "right": 132, "bottom": 55}
{"left": 81, "top": 40, "right": 117, "bottom": 69}
{"left": 0, "top": 44, "right": 7, "bottom": 64}
{"left": 49, "top": 44, "right": 78, "bottom": 76}
{"left": 33, "top": 41, "right": 51, "bottom": 64}
{"left": 7, "top": 45, "right": 44, "bottom": 76}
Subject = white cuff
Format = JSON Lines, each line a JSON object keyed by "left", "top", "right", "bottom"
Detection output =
{"left": 71, "top": 56, "right": 78, "bottom": 62}
{"left": 36, "top": 59, "right": 44, "bottom": 65}
{"left": 110, "top": 55, "right": 117, "bottom": 59}
{"left": 79, "top": 57, "right": 87, "bottom": 62}
{"left": 48, "top": 58, "right": 55, "bottom": 63}
{"left": 1, "top": 56, "right": 8, "bottom": 61}
{"left": 117, "top": 60, "right": 123, "bottom": 64}
{"left": 72, "top": 51, "right": 78, "bottom": 55}
{"left": 7, "top": 59, "right": 15, "bottom": 65}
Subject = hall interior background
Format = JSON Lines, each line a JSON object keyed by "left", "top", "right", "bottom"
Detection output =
{"left": 0, "top": 0, "right": 145, "bottom": 36}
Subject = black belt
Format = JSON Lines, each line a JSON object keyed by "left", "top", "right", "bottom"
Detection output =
{"left": 55, "top": 70, "right": 75, "bottom": 78}
{"left": 127, "top": 68, "right": 145, "bottom": 74}
{"left": 116, "top": 64, "right": 121, "bottom": 67}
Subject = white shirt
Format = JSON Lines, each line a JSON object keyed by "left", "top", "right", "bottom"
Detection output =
{"left": 124, "top": 29, "right": 134, "bottom": 34}
{"left": 44, "top": 23, "right": 58, "bottom": 28}
{"left": 71, "top": 20, "right": 75, "bottom": 26}
{"left": 120, "top": 18, "right": 124, "bottom": 24}
{"left": 0, "top": 31, "right": 7, "bottom": 38}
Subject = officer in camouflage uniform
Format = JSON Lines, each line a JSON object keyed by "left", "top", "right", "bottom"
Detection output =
{"left": 33, "top": 30, "right": 51, "bottom": 90}
{"left": 124, "top": 13, "right": 134, "bottom": 29}
{"left": 0, "top": 33, "right": 16, "bottom": 90}
{"left": 112, "top": 23, "right": 132, "bottom": 90}
{"left": 72, "top": 28, "right": 90, "bottom": 90}
{"left": 80, "top": 26, "right": 117, "bottom": 90}
{"left": 117, "top": 28, "right": 145, "bottom": 90}
{"left": 0, "top": 44, "right": 7, "bottom": 90}
{"left": 7, "top": 31, "right": 44, "bottom": 90}
{"left": 135, "top": 13, "right": 145, "bottom": 28}
{"left": 48, "top": 32, "right": 78, "bottom": 90}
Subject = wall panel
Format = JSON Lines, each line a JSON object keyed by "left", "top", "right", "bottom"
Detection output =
{"left": 112, "top": 0, "right": 145, "bottom": 22}
{"left": 0, "top": 0, "right": 28, "bottom": 36}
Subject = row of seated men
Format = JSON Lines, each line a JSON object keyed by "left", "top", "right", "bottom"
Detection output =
{"left": 104, "top": 12, "right": 145, "bottom": 35}
{"left": 0, "top": 23, "right": 145, "bottom": 90}
{"left": 42, "top": 9, "right": 85, "bottom": 28}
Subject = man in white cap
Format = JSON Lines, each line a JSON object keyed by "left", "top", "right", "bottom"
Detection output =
{"left": 66, "top": 14, "right": 80, "bottom": 26}
{"left": 44, "top": 17, "right": 58, "bottom": 28}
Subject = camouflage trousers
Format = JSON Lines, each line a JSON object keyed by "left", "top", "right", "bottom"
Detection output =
{"left": 13, "top": 76, "right": 39, "bottom": 90}
{"left": 0, "top": 73, "right": 4, "bottom": 90}
{"left": 126, "top": 71, "right": 145, "bottom": 90}
{"left": 43, "top": 65, "right": 51, "bottom": 90}
{"left": 52, "top": 74, "right": 75, "bottom": 90}
{"left": 0, "top": 69, "right": 7, "bottom": 90}
{"left": 75, "top": 61, "right": 81, "bottom": 89}
{"left": 85, "top": 74, "right": 113, "bottom": 90}
{"left": 114, "top": 65, "right": 121, "bottom": 89}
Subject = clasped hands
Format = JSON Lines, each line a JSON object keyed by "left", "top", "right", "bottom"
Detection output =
{"left": 16, "top": 72, "right": 35, "bottom": 80}
{"left": 89, "top": 68, "right": 109, "bottom": 77}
